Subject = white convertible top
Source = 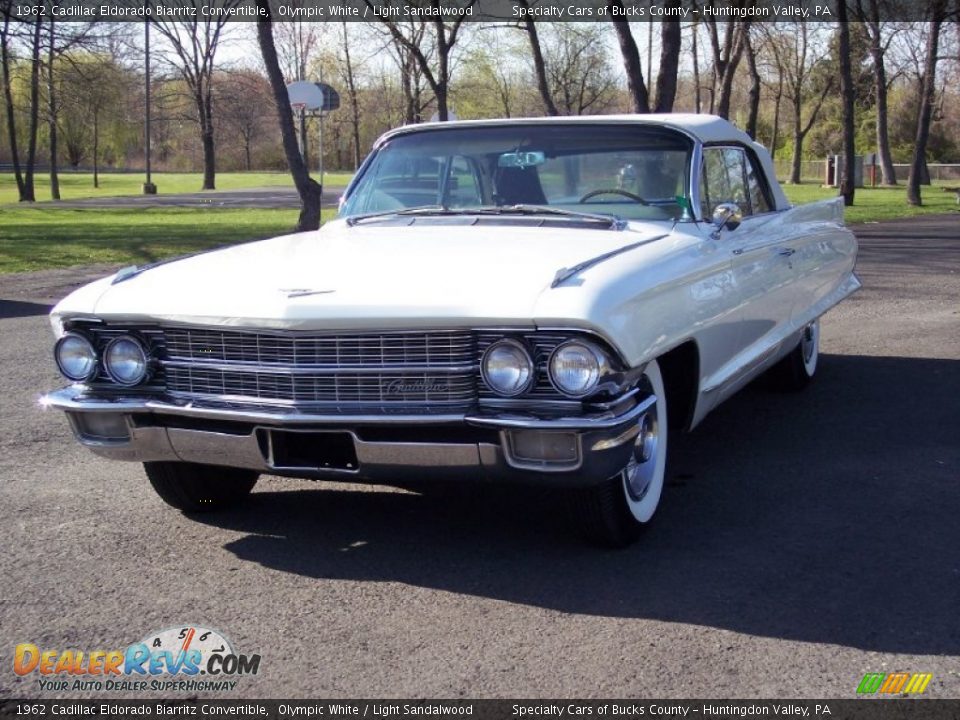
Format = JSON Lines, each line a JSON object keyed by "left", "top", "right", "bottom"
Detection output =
{"left": 381, "top": 113, "right": 790, "bottom": 211}
{"left": 387, "top": 113, "right": 751, "bottom": 145}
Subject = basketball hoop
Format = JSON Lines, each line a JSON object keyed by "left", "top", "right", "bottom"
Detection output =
{"left": 291, "top": 102, "right": 306, "bottom": 115}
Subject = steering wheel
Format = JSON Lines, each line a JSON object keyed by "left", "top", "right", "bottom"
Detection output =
{"left": 578, "top": 188, "right": 650, "bottom": 205}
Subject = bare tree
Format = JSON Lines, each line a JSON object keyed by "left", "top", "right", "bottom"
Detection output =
{"left": 216, "top": 68, "right": 272, "bottom": 171}
{"left": 150, "top": 2, "right": 236, "bottom": 189}
{"left": 365, "top": 1, "right": 476, "bottom": 121}
{"left": 854, "top": 0, "right": 898, "bottom": 184}
{"left": 43, "top": 16, "right": 98, "bottom": 199}
{"left": 340, "top": 23, "right": 361, "bottom": 169}
{"left": 273, "top": 19, "right": 321, "bottom": 82}
{"left": 654, "top": 15, "right": 682, "bottom": 112}
{"left": 256, "top": 0, "right": 321, "bottom": 231}
{"left": 907, "top": 1, "right": 948, "bottom": 205}
{"left": 0, "top": 3, "right": 26, "bottom": 199}
{"left": 606, "top": 11, "right": 684, "bottom": 115}
{"left": 743, "top": 25, "right": 761, "bottom": 138}
{"left": 517, "top": 0, "right": 558, "bottom": 116}
{"left": 542, "top": 24, "right": 618, "bottom": 115}
{"left": 23, "top": 17, "right": 40, "bottom": 201}
{"left": 769, "top": 23, "right": 834, "bottom": 183}
{"left": 608, "top": 0, "right": 650, "bottom": 113}
{"left": 837, "top": 3, "right": 856, "bottom": 205}
{"left": 702, "top": 15, "right": 750, "bottom": 119}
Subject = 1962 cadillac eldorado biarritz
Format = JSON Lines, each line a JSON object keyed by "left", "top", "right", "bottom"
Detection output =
{"left": 42, "top": 114, "right": 860, "bottom": 546}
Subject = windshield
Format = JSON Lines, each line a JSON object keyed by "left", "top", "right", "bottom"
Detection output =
{"left": 340, "top": 124, "right": 694, "bottom": 223}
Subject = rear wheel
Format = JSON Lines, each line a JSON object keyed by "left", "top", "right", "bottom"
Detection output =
{"left": 567, "top": 359, "right": 668, "bottom": 548}
{"left": 144, "top": 462, "right": 258, "bottom": 513}
{"left": 768, "top": 319, "right": 819, "bottom": 391}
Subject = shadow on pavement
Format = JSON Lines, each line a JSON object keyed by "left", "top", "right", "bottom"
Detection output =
{"left": 196, "top": 353, "right": 960, "bottom": 656}
{"left": 0, "top": 298, "right": 52, "bottom": 319}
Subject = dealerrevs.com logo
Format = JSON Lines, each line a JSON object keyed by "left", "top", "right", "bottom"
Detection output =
{"left": 857, "top": 672, "right": 933, "bottom": 695}
{"left": 13, "top": 625, "right": 261, "bottom": 693}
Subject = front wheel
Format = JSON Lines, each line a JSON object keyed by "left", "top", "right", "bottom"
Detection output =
{"left": 567, "top": 358, "right": 668, "bottom": 548}
{"left": 144, "top": 462, "right": 258, "bottom": 513}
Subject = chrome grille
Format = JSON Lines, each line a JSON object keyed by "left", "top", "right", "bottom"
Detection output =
{"left": 160, "top": 329, "right": 477, "bottom": 411}
{"left": 164, "top": 328, "right": 474, "bottom": 368}
{"left": 164, "top": 368, "right": 475, "bottom": 406}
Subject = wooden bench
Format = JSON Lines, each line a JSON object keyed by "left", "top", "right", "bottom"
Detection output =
{"left": 944, "top": 186, "right": 960, "bottom": 204}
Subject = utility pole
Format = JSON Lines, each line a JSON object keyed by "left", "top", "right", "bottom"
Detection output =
{"left": 143, "top": 19, "right": 156, "bottom": 194}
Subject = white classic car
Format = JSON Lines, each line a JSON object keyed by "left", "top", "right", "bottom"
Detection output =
{"left": 43, "top": 114, "right": 860, "bottom": 546}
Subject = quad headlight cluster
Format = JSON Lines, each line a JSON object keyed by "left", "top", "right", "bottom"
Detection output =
{"left": 480, "top": 337, "right": 612, "bottom": 399}
{"left": 54, "top": 332, "right": 151, "bottom": 386}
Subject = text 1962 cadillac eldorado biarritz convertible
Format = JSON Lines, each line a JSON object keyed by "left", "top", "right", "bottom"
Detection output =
{"left": 42, "top": 114, "right": 860, "bottom": 546}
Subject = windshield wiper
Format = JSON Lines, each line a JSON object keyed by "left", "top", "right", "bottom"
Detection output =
{"left": 346, "top": 205, "right": 457, "bottom": 226}
{"left": 347, "top": 204, "right": 623, "bottom": 228}
{"left": 478, "top": 204, "right": 623, "bottom": 227}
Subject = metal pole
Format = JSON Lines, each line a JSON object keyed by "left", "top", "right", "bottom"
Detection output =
{"left": 143, "top": 19, "right": 156, "bottom": 194}
{"left": 318, "top": 111, "right": 324, "bottom": 191}
{"left": 299, "top": 107, "right": 308, "bottom": 168}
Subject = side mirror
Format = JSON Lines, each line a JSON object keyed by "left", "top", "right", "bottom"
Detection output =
{"left": 711, "top": 202, "right": 742, "bottom": 237}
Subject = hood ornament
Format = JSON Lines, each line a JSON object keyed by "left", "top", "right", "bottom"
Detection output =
{"left": 279, "top": 288, "right": 336, "bottom": 298}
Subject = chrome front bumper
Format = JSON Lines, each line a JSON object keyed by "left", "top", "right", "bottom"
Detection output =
{"left": 41, "top": 388, "right": 652, "bottom": 487}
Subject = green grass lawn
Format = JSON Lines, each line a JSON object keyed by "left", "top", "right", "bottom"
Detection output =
{"left": 1, "top": 178, "right": 955, "bottom": 275}
{"left": 0, "top": 206, "right": 343, "bottom": 274}
{"left": 0, "top": 171, "right": 355, "bottom": 204}
{"left": 782, "top": 183, "right": 959, "bottom": 224}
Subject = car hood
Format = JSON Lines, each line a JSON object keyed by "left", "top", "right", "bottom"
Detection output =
{"left": 53, "top": 219, "right": 672, "bottom": 331}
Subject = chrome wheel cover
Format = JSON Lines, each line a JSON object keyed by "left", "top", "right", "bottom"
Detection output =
{"left": 625, "top": 405, "right": 659, "bottom": 502}
{"left": 801, "top": 320, "right": 820, "bottom": 376}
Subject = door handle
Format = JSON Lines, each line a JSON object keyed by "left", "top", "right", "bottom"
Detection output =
{"left": 778, "top": 248, "right": 796, "bottom": 257}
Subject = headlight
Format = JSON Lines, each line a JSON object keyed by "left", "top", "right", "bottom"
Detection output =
{"left": 104, "top": 335, "right": 150, "bottom": 386}
{"left": 549, "top": 341, "right": 606, "bottom": 397}
{"left": 481, "top": 339, "right": 534, "bottom": 397}
{"left": 54, "top": 333, "right": 98, "bottom": 382}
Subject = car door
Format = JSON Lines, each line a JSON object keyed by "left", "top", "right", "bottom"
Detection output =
{"left": 700, "top": 146, "right": 796, "bottom": 399}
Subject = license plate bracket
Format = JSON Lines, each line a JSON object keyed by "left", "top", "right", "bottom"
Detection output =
{"left": 260, "top": 429, "right": 359, "bottom": 472}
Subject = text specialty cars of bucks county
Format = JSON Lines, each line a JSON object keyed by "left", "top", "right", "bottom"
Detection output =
{"left": 43, "top": 114, "right": 860, "bottom": 546}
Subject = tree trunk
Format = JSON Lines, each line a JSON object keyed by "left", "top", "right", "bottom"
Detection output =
{"left": 402, "top": 51, "right": 415, "bottom": 124}
{"left": 771, "top": 82, "right": 782, "bottom": 160}
{"left": 522, "top": 10, "right": 558, "bottom": 116}
{"left": 744, "top": 30, "right": 761, "bottom": 140}
{"left": 654, "top": 17, "right": 681, "bottom": 113}
{"left": 341, "top": 22, "right": 362, "bottom": 168}
{"left": 23, "top": 19, "right": 42, "bottom": 202}
{"left": 837, "top": 6, "right": 856, "bottom": 206}
{"left": 790, "top": 98, "right": 803, "bottom": 184}
{"left": 47, "top": 13, "right": 60, "bottom": 201}
{"left": 608, "top": 0, "right": 649, "bottom": 113}
{"left": 200, "top": 89, "right": 215, "bottom": 190}
{"left": 715, "top": 23, "right": 748, "bottom": 120}
{"left": 692, "top": 20, "right": 701, "bottom": 113}
{"left": 256, "top": 2, "right": 322, "bottom": 231}
{"left": 1, "top": 15, "right": 25, "bottom": 199}
{"left": 865, "top": 0, "right": 896, "bottom": 184}
{"left": 93, "top": 111, "right": 99, "bottom": 188}
{"left": 907, "top": 4, "right": 945, "bottom": 206}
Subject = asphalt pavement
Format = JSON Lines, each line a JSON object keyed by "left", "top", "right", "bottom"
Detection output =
{"left": 0, "top": 215, "right": 957, "bottom": 699}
